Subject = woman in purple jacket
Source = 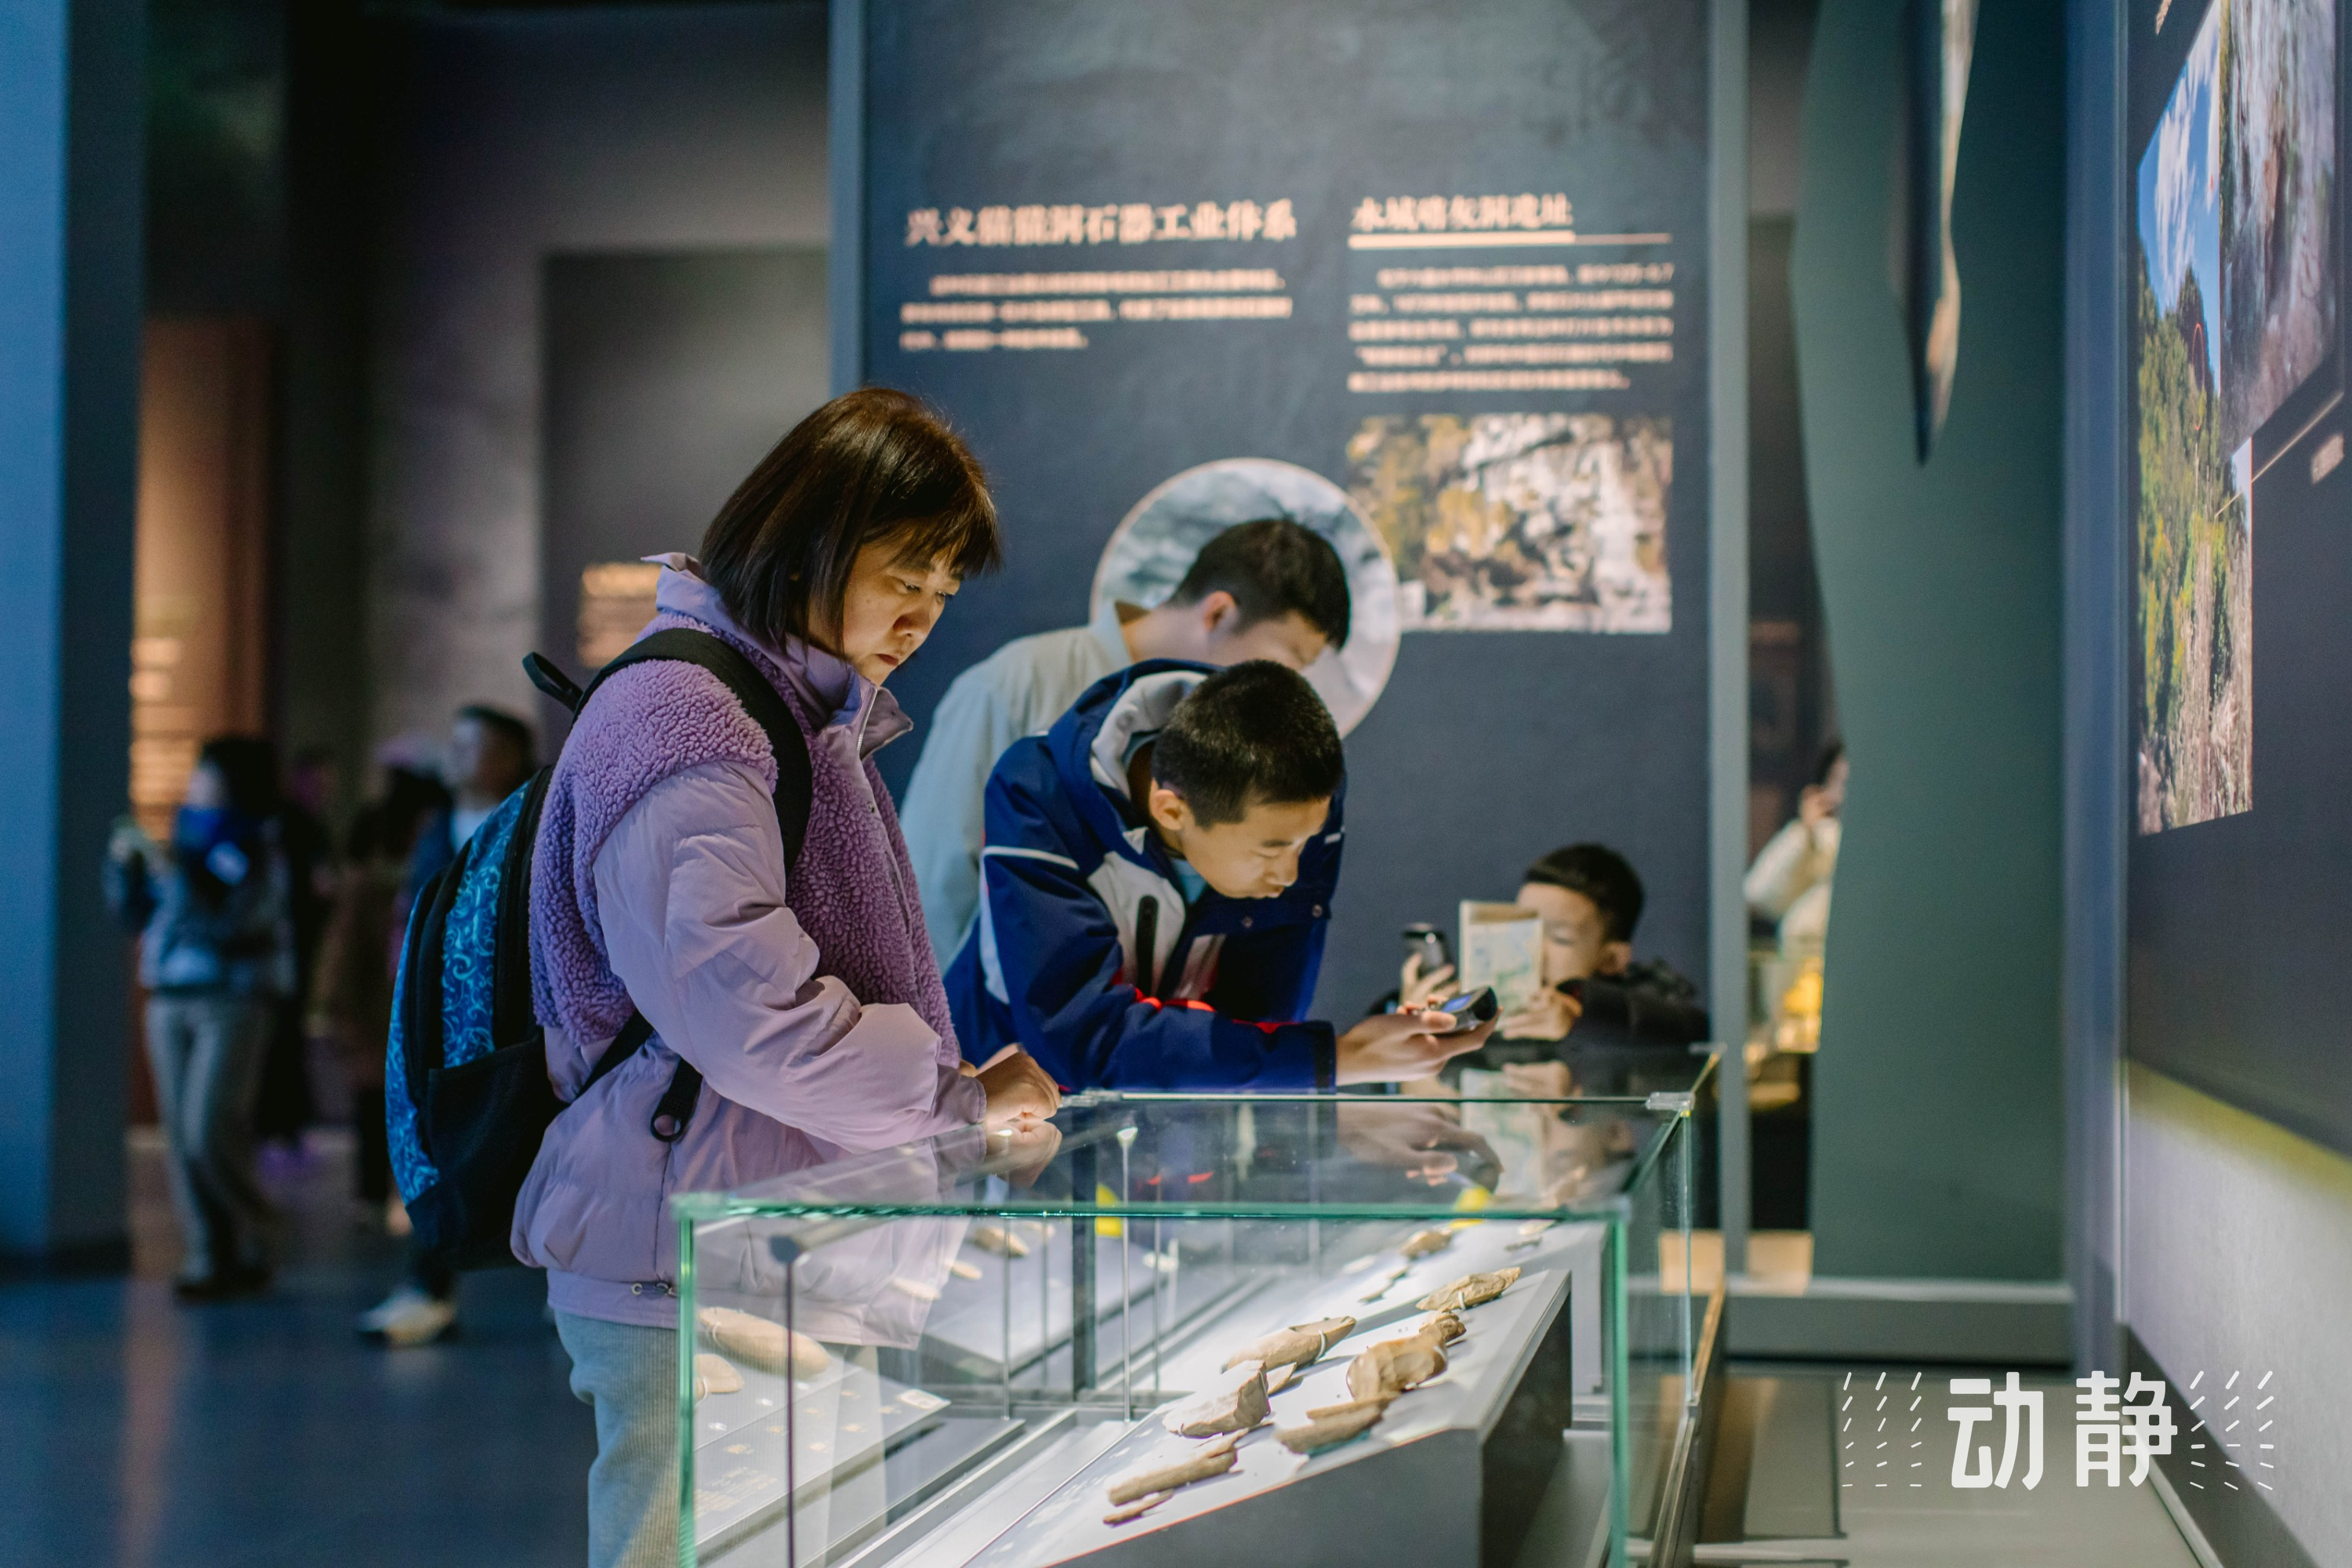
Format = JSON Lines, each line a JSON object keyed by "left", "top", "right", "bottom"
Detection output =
{"left": 515, "top": 388, "right": 1061, "bottom": 1568}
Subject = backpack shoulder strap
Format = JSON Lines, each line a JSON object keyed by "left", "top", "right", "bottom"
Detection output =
{"left": 579, "top": 627, "right": 815, "bottom": 872}
{"left": 526, "top": 627, "right": 816, "bottom": 1149}
{"left": 399, "top": 837, "right": 474, "bottom": 1160}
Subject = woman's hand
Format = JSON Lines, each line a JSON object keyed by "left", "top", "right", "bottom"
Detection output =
{"left": 107, "top": 816, "right": 154, "bottom": 866}
{"left": 989, "top": 1117, "right": 1063, "bottom": 1186}
{"left": 978, "top": 1047, "right": 1061, "bottom": 1128}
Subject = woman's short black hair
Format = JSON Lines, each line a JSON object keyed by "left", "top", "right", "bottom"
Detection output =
{"left": 700, "top": 387, "right": 1003, "bottom": 651}
{"left": 1151, "top": 662, "right": 1345, "bottom": 827}
{"left": 1523, "top": 843, "right": 1645, "bottom": 944}
{"left": 1170, "top": 517, "right": 1352, "bottom": 649}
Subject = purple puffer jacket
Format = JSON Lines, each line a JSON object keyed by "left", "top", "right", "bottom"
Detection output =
{"left": 513, "top": 557, "right": 985, "bottom": 1327}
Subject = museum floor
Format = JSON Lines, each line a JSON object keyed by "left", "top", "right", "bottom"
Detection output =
{"left": 0, "top": 1131, "right": 590, "bottom": 1568}
{"left": 0, "top": 1135, "right": 2204, "bottom": 1568}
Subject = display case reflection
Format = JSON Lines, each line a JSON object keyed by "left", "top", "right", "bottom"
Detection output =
{"left": 676, "top": 1073, "right": 1709, "bottom": 1568}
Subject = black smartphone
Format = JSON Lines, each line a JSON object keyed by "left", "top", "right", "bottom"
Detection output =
{"left": 1401, "top": 922, "right": 1451, "bottom": 975}
{"left": 1428, "top": 985, "right": 1497, "bottom": 1033}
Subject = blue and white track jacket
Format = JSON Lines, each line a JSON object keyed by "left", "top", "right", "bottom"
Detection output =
{"left": 942, "top": 660, "right": 1344, "bottom": 1091}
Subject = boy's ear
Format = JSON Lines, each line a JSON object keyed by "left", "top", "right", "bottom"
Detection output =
{"left": 1193, "top": 589, "right": 1242, "bottom": 637}
{"left": 1145, "top": 780, "right": 1191, "bottom": 837}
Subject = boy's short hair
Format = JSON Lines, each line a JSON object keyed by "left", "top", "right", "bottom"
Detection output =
{"left": 1523, "top": 843, "right": 1645, "bottom": 944}
{"left": 1170, "top": 518, "right": 1352, "bottom": 650}
{"left": 1152, "top": 662, "right": 1344, "bottom": 827}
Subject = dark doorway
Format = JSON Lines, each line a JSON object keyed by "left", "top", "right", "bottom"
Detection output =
{"left": 540, "top": 247, "right": 830, "bottom": 706}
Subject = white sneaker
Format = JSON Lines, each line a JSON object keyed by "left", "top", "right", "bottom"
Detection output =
{"left": 359, "top": 1286, "right": 457, "bottom": 1347}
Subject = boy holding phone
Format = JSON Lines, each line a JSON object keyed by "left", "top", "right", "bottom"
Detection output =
{"left": 945, "top": 660, "right": 1491, "bottom": 1090}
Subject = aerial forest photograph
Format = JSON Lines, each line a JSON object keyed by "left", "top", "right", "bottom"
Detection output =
{"left": 2134, "top": 2, "right": 2255, "bottom": 834}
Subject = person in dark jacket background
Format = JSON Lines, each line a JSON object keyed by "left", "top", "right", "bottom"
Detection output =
{"left": 1399, "top": 842, "right": 1710, "bottom": 1060}
{"left": 946, "top": 659, "right": 1490, "bottom": 1090}
{"left": 253, "top": 746, "right": 336, "bottom": 1148}
{"left": 106, "top": 736, "right": 296, "bottom": 1301}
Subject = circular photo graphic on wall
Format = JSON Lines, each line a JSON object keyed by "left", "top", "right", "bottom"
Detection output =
{"left": 1092, "top": 458, "right": 1399, "bottom": 735}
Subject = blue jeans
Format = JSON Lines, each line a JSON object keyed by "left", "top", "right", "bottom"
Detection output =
{"left": 555, "top": 1311, "right": 677, "bottom": 1568}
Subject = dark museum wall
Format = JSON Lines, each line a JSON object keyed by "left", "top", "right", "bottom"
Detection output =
{"left": 368, "top": 1, "right": 829, "bottom": 749}
{"left": 1792, "top": 0, "right": 2067, "bottom": 1279}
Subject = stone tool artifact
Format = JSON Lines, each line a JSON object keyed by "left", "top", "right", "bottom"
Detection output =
{"left": 1164, "top": 1360, "right": 1272, "bottom": 1437}
{"left": 1105, "top": 1432, "right": 1239, "bottom": 1505}
{"left": 968, "top": 1222, "right": 1029, "bottom": 1258}
{"left": 1278, "top": 1399, "right": 1388, "bottom": 1453}
{"left": 948, "top": 1258, "right": 982, "bottom": 1280}
{"left": 1104, "top": 1490, "right": 1174, "bottom": 1526}
{"left": 692, "top": 1353, "right": 743, "bottom": 1399}
{"left": 1417, "top": 1266, "right": 1520, "bottom": 1312}
{"left": 696, "top": 1306, "right": 830, "bottom": 1378}
{"left": 1223, "top": 1315, "right": 1356, "bottom": 1372}
{"left": 1399, "top": 1227, "right": 1453, "bottom": 1258}
{"left": 1357, "top": 1264, "right": 1409, "bottom": 1302}
{"left": 1345, "top": 1331, "right": 1449, "bottom": 1403}
{"left": 1420, "top": 1310, "right": 1466, "bottom": 1346}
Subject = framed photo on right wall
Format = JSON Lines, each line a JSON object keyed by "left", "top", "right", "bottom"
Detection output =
{"left": 2125, "top": 0, "right": 2352, "bottom": 1156}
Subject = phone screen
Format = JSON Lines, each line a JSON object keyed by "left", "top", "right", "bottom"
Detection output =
{"left": 1430, "top": 986, "right": 1497, "bottom": 1031}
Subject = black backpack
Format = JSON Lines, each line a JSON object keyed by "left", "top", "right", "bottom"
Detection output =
{"left": 385, "top": 629, "right": 812, "bottom": 1270}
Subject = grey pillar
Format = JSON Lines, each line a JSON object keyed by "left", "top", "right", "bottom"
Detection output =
{"left": 0, "top": 0, "right": 143, "bottom": 1263}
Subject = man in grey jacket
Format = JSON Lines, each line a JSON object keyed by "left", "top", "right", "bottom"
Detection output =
{"left": 901, "top": 517, "right": 1351, "bottom": 964}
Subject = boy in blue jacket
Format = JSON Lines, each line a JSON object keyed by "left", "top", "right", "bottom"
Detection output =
{"left": 944, "top": 659, "right": 1488, "bottom": 1091}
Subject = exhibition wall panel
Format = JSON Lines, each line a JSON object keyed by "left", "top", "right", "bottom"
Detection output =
{"left": 2122, "top": 0, "right": 2352, "bottom": 1160}
{"left": 2072, "top": 4, "right": 2352, "bottom": 1558}
{"left": 844, "top": 0, "right": 1719, "bottom": 1016}
{"left": 1793, "top": 0, "right": 2067, "bottom": 1279}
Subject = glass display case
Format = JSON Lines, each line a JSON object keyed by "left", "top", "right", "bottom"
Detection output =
{"left": 673, "top": 1057, "right": 1714, "bottom": 1568}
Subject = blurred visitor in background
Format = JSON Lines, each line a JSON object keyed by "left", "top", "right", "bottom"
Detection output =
{"left": 254, "top": 746, "right": 338, "bottom": 1149}
{"left": 358, "top": 710, "right": 532, "bottom": 1348}
{"left": 902, "top": 517, "right": 1352, "bottom": 964}
{"left": 104, "top": 736, "right": 297, "bottom": 1301}
{"left": 1746, "top": 739, "right": 1845, "bottom": 960}
{"left": 409, "top": 704, "right": 538, "bottom": 890}
{"left": 311, "top": 762, "right": 447, "bottom": 1229}
{"left": 1402, "top": 843, "right": 1708, "bottom": 1053}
